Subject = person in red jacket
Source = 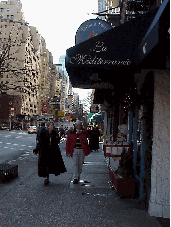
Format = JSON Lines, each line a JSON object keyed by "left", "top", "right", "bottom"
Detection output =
{"left": 66, "top": 120, "right": 90, "bottom": 184}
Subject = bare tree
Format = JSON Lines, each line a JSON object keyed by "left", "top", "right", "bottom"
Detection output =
{"left": 0, "top": 20, "right": 39, "bottom": 95}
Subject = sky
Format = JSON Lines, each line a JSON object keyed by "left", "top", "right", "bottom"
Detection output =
{"left": 21, "top": 0, "right": 98, "bottom": 100}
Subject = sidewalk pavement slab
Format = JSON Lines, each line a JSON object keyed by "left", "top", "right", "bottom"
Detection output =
{"left": 0, "top": 142, "right": 163, "bottom": 227}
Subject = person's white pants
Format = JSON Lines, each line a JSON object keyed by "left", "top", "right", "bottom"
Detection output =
{"left": 72, "top": 148, "right": 85, "bottom": 179}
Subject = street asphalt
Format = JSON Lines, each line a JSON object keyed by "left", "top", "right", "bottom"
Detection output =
{"left": 0, "top": 140, "right": 168, "bottom": 226}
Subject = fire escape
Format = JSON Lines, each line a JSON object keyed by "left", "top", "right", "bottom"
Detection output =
{"left": 94, "top": 0, "right": 162, "bottom": 27}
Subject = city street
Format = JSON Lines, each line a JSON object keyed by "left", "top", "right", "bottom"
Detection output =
{"left": 0, "top": 130, "right": 37, "bottom": 165}
{"left": 0, "top": 0, "right": 169, "bottom": 224}
{"left": 0, "top": 130, "right": 67, "bottom": 165}
{"left": 0, "top": 132, "right": 164, "bottom": 227}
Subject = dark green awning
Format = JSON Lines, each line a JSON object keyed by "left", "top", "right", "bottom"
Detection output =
{"left": 65, "top": 1, "right": 169, "bottom": 89}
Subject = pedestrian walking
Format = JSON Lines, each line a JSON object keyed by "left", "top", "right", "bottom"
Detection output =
{"left": 89, "top": 126, "right": 100, "bottom": 152}
{"left": 59, "top": 125, "right": 65, "bottom": 138}
{"left": 33, "top": 121, "right": 67, "bottom": 185}
{"left": 66, "top": 120, "right": 90, "bottom": 184}
{"left": 36, "top": 122, "right": 46, "bottom": 144}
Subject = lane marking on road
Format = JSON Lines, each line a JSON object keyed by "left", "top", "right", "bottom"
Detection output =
{"left": 10, "top": 148, "right": 15, "bottom": 149}
{"left": 13, "top": 144, "right": 18, "bottom": 146}
{"left": 21, "top": 145, "right": 26, "bottom": 146}
{"left": 4, "top": 147, "right": 8, "bottom": 149}
{"left": 6, "top": 143, "right": 11, "bottom": 144}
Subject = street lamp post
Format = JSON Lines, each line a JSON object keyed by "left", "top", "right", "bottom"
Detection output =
{"left": 9, "top": 101, "right": 12, "bottom": 131}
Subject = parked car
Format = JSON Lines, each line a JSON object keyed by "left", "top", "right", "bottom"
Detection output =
{"left": 27, "top": 126, "right": 37, "bottom": 134}
{"left": 0, "top": 124, "right": 9, "bottom": 130}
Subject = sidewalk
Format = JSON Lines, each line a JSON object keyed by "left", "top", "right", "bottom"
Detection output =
{"left": 0, "top": 142, "right": 164, "bottom": 227}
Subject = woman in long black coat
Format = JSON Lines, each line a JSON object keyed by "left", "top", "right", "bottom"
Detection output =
{"left": 33, "top": 122, "right": 67, "bottom": 185}
{"left": 89, "top": 127, "right": 100, "bottom": 152}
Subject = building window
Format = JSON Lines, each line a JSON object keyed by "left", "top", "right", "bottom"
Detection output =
{"left": 0, "top": 14, "right": 3, "bottom": 19}
{"left": 5, "top": 25, "right": 7, "bottom": 28}
{"left": 7, "top": 8, "right": 9, "bottom": 12}
{"left": 11, "top": 15, "right": 14, "bottom": 19}
{"left": 7, "top": 15, "right": 9, "bottom": 19}
{"left": 0, "top": 8, "right": 3, "bottom": 12}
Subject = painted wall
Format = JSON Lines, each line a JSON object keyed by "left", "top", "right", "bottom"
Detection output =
{"left": 148, "top": 70, "right": 170, "bottom": 218}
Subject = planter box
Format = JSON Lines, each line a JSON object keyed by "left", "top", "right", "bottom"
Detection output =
{"left": 109, "top": 165, "right": 135, "bottom": 197}
{"left": 0, "top": 164, "right": 18, "bottom": 183}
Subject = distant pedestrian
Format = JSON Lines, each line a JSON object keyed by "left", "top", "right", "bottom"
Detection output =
{"left": 33, "top": 121, "right": 67, "bottom": 185}
{"left": 89, "top": 127, "right": 100, "bottom": 152}
{"left": 66, "top": 120, "right": 90, "bottom": 184}
{"left": 37, "top": 122, "right": 46, "bottom": 143}
{"left": 59, "top": 125, "right": 65, "bottom": 138}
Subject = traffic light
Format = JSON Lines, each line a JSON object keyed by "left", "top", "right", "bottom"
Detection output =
{"left": 11, "top": 108, "right": 14, "bottom": 116}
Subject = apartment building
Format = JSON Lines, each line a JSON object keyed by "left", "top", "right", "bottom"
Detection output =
{"left": 90, "top": 89, "right": 100, "bottom": 113}
{"left": 60, "top": 73, "right": 67, "bottom": 112}
{"left": 0, "top": 0, "right": 59, "bottom": 119}
{"left": 0, "top": 0, "right": 24, "bottom": 22}
{"left": 98, "top": 0, "right": 106, "bottom": 20}
{"left": 55, "top": 68, "right": 62, "bottom": 98}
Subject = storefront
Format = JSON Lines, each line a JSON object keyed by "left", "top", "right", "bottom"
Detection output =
{"left": 65, "top": 0, "right": 169, "bottom": 218}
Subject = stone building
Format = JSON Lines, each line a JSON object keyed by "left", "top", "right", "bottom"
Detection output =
{"left": 60, "top": 73, "right": 67, "bottom": 112}
{"left": 55, "top": 67, "right": 62, "bottom": 98}
{"left": 98, "top": 0, "right": 106, "bottom": 20}
{"left": 0, "top": 0, "right": 24, "bottom": 22}
{"left": 0, "top": 0, "right": 59, "bottom": 120}
{"left": 90, "top": 89, "right": 100, "bottom": 113}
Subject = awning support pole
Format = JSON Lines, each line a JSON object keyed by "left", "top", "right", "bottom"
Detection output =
{"left": 128, "top": 110, "right": 133, "bottom": 145}
{"left": 133, "top": 106, "right": 138, "bottom": 176}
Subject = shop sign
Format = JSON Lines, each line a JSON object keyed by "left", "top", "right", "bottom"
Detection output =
{"left": 70, "top": 40, "right": 131, "bottom": 66}
{"left": 70, "top": 54, "right": 131, "bottom": 66}
{"left": 75, "top": 19, "right": 113, "bottom": 45}
{"left": 58, "top": 111, "right": 64, "bottom": 117}
{"left": 42, "top": 101, "right": 48, "bottom": 114}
